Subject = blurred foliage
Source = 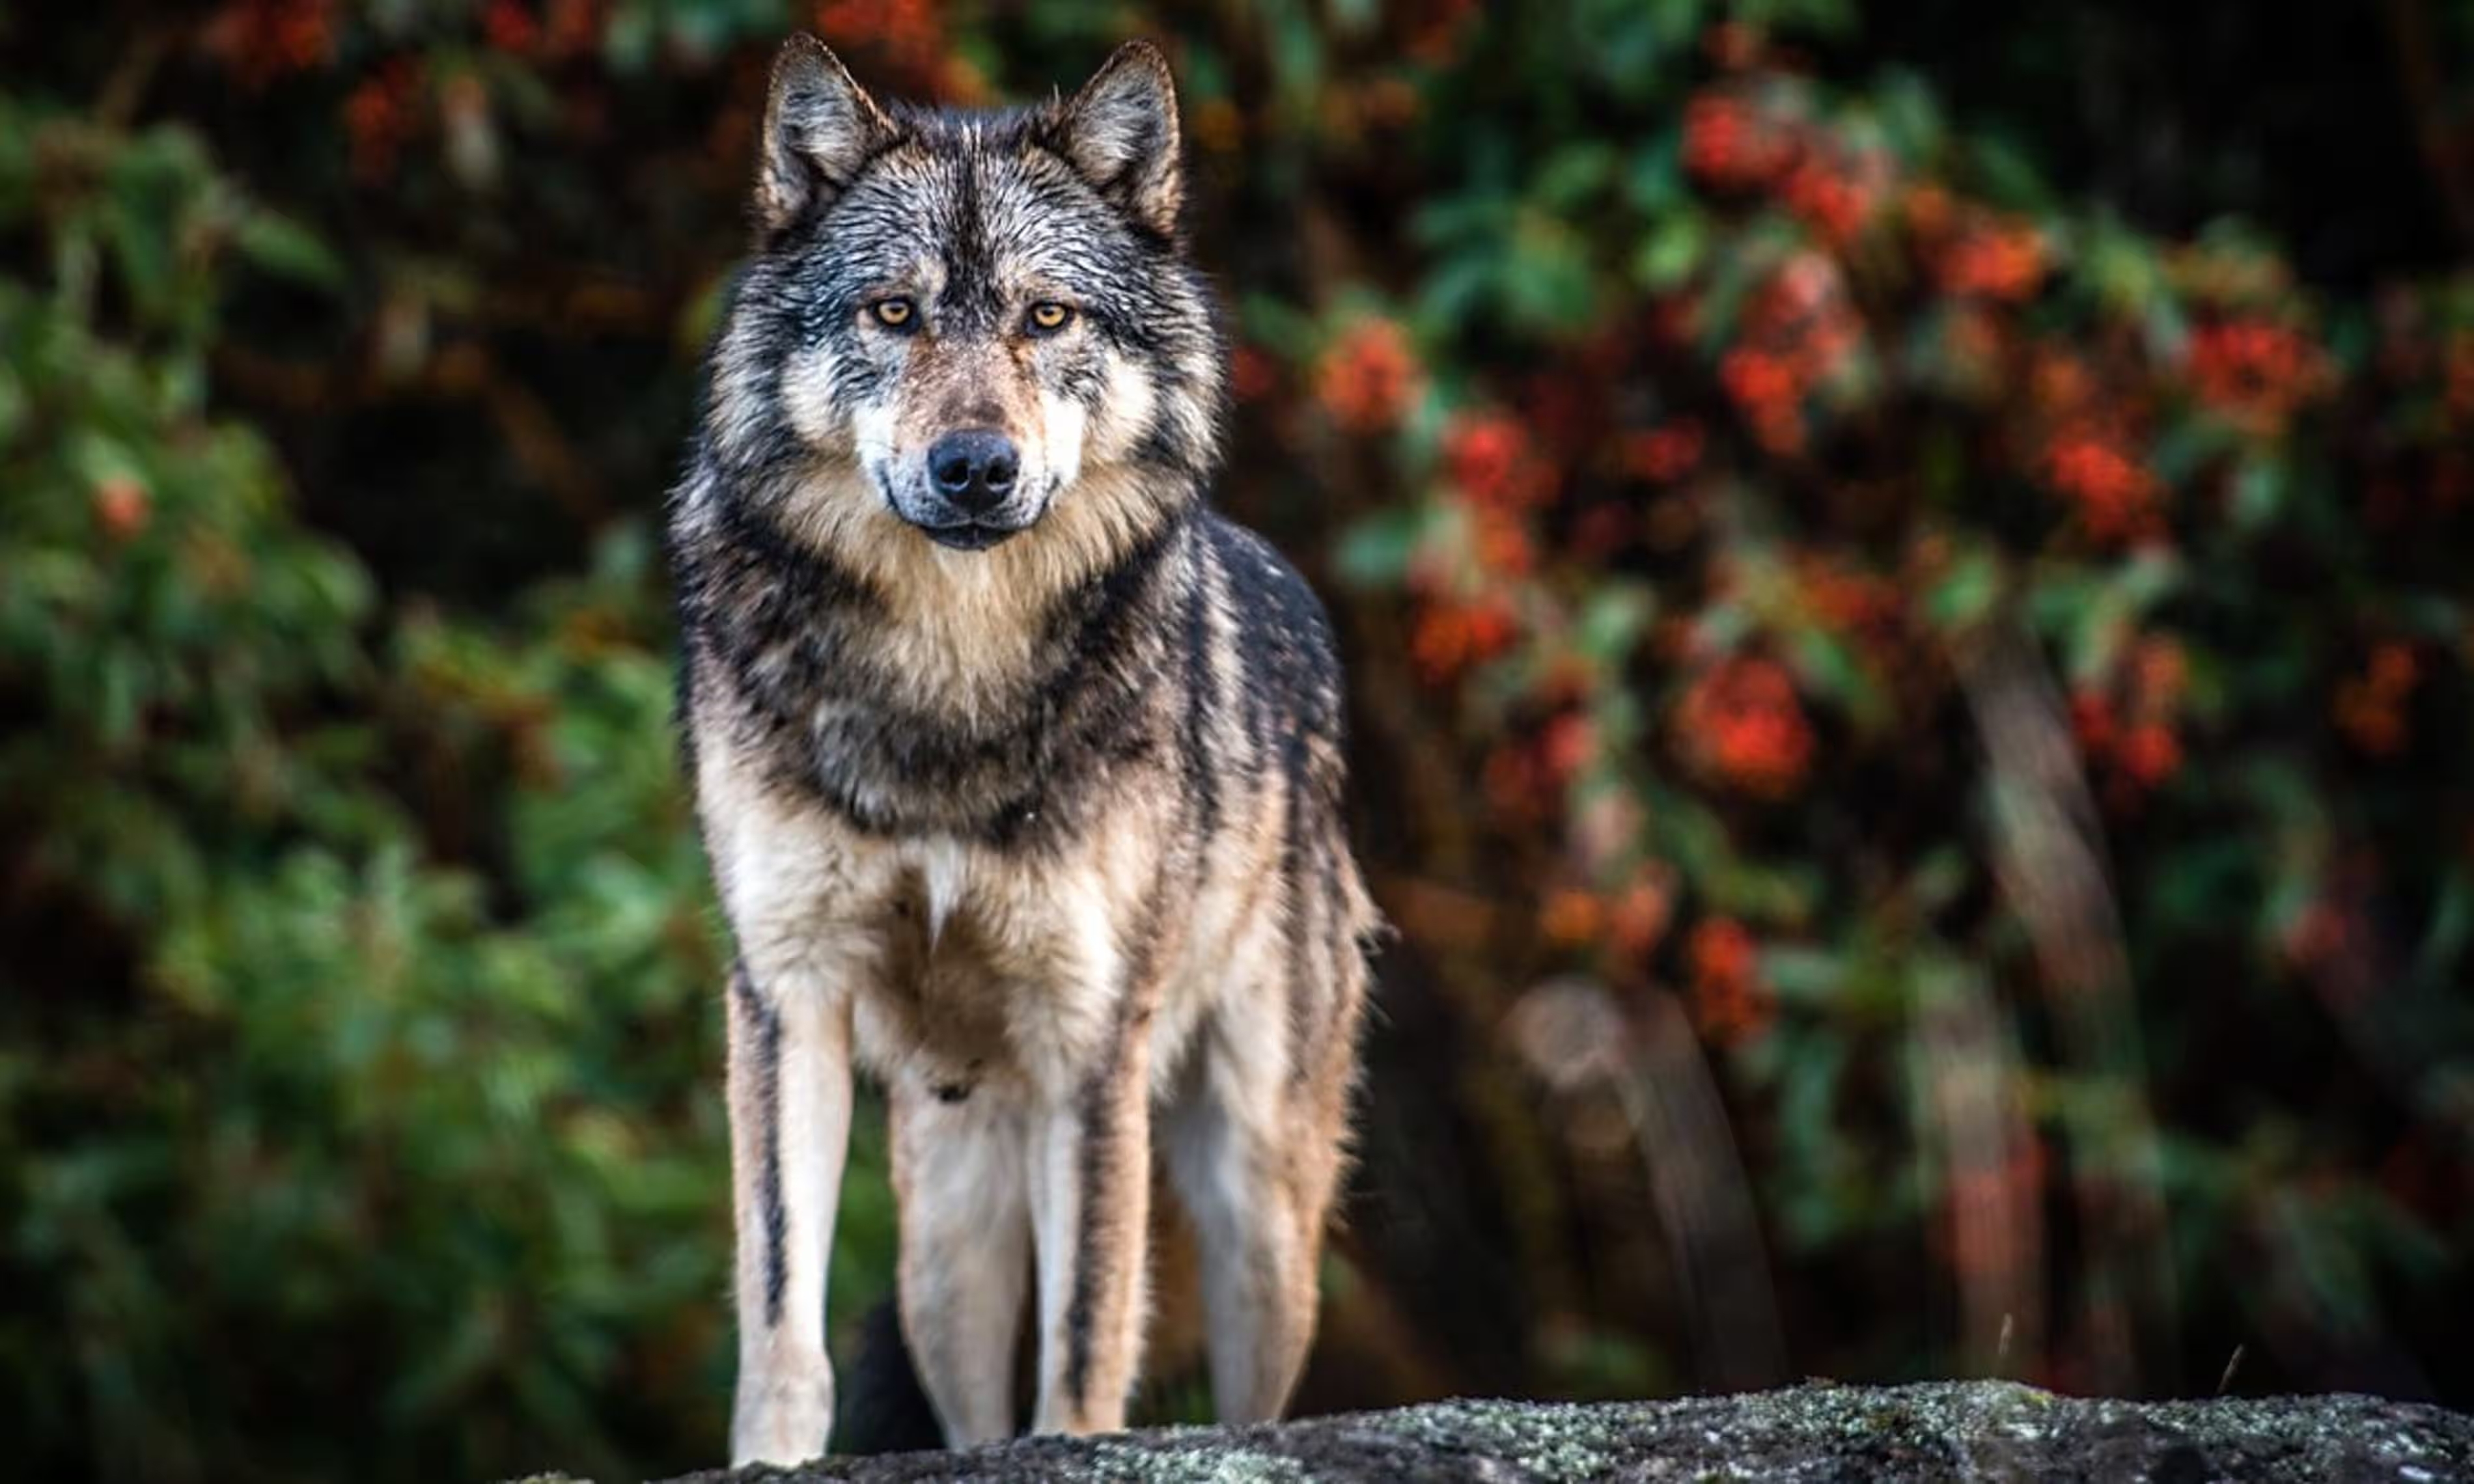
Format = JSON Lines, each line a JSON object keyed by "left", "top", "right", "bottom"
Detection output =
{"left": 2, "top": 1, "right": 2471, "bottom": 1480}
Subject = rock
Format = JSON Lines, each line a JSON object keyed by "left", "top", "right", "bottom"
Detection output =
{"left": 575, "top": 1382, "right": 2474, "bottom": 1483}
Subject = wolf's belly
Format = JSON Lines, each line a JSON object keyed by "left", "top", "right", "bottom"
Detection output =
{"left": 840, "top": 827, "right": 1221, "bottom": 1101}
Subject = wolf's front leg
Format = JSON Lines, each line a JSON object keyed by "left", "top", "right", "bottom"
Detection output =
{"left": 727, "top": 959, "right": 854, "bottom": 1467}
{"left": 1026, "top": 1015, "right": 1154, "bottom": 1435}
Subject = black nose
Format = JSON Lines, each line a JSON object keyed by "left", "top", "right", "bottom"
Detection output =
{"left": 926, "top": 429, "right": 1019, "bottom": 514}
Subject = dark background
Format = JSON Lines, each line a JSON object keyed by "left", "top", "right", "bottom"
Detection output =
{"left": 3, "top": 3, "right": 2471, "bottom": 1480}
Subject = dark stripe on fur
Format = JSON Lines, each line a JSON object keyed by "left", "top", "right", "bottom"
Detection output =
{"left": 1178, "top": 527, "right": 1221, "bottom": 845}
{"left": 731, "top": 960, "right": 789, "bottom": 1327}
{"left": 1279, "top": 730, "right": 1315, "bottom": 1088}
{"left": 1059, "top": 1069, "right": 1113, "bottom": 1414}
{"left": 1315, "top": 819, "right": 1352, "bottom": 1067}
{"left": 1061, "top": 882, "right": 1167, "bottom": 1410}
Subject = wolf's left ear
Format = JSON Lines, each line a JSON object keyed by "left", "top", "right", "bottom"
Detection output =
{"left": 1057, "top": 41, "right": 1184, "bottom": 236}
{"left": 758, "top": 34, "right": 896, "bottom": 237}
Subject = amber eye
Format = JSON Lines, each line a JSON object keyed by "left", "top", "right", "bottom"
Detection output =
{"left": 872, "top": 297, "right": 916, "bottom": 330}
{"left": 1026, "top": 301, "right": 1074, "bottom": 335}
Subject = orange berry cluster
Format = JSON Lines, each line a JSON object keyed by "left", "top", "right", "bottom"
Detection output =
{"left": 1718, "top": 255, "right": 1863, "bottom": 456}
{"left": 1410, "top": 596, "right": 1518, "bottom": 686}
{"left": 2188, "top": 318, "right": 2325, "bottom": 436}
{"left": 1931, "top": 219, "right": 2048, "bottom": 302}
{"left": 1780, "top": 150, "right": 1882, "bottom": 248}
{"left": 344, "top": 58, "right": 424, "bottom": 182}
{"left": 1685, "top": 87, "right": 1882, "bottom": 247}
{"left": 2041, "top": 423, "right": 2163, "bottom": 545}
{"left": 2335, "top": 642, "right": 2420, "bottom": 757}
{"left": 1793, "top": 551, "right": 1903, "bottom": 640}
{"left": 480, "top": 0, "right": 603, "bottom": 59}
{"left": 204, "top": 0, "right": 334, "bottom": 87}
{"left": 1316, "top": 317, "right": 1423, "bottom": 433}
{"left": 1619, "top": 418, "right": 1705, "bottom": 484}
{"left": 1443, "top": 411, "right": 1557, "bottom": 511}
{"left": 1229, "top": 345, "right": 1277, "bottom": 404}
{"left": 1540, "top": 872, "right": 1673, "bottom": 960}
{"left": 1687, "top": 917, "right": 1770, "bottom": 1046}
{"left": 1676, "top": 656, "right": 1815, "bottom": 799}
{"left": 1683, "top": 92, "right": 1798, "bottom": 193}
{"left": 91, "top": 476, "right": 152, "bottom": 542}
{"left": 2070, "top": 637, "right": 2188, "bottom": 801}
{"left": 1438, "top": 411, "right": 1553, "bottom": 579}
{"left": 1471, "top": 670, "right": 1605, "bottom": 826}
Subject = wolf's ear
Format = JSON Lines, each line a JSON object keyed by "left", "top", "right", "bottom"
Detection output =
{"left": 757, "top": 34, "right": 896, "bottom": 237}
{"left": 1057, "top": 41, "right": 1184, "bottom": 236}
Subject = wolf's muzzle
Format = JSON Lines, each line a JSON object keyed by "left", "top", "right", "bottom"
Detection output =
{"left": 911, "top": 428, "right": 1036, "bottom": 549}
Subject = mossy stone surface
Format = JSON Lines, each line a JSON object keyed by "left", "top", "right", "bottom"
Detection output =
{"left": 625, "top": 1382, "right": 2471, "bottom": 1483}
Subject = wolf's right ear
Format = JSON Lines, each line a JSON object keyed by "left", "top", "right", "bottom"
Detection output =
{"left": 757, "top": 34, "right": 896, "bottom": 237}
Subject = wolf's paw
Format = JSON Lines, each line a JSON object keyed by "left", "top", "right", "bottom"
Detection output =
{"left": 730, "top": 1351, "right": 835, "bottom": 1468}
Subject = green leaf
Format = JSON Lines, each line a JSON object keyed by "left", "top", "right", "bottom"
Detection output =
{"left": 1332, "top": 506, "right": 1433, "bottom": 588}
{"left": 2230, "top": 455, "right": 2289, "bottom": 532}
{"left": 1624, "top": 135, "right": 1684, "bottom": 214}
{"left": 1533, "top": 143, "right": 1620, "bottom": 212}
{"left": 1762, "top": 945, "right": 1844, "bottom": 1004}
{"left": 234, "top": 211, "right": 345, "bottom": 292}
{"left": 1632, "top": 210, "right": 1706, "bottom": 290}
{"left": 1576, "top": 583, "right": 1655, "bottom": 661}
{"left": 1966, "top": 131, "right": 2051, "bottom": 210}
{"left": 0, "top": 361, "right": 25, "bottom": 446}
{"left": 1237, "top": 293, "right": 1324, "bottom": 361}
{"left": 1923, "top": 543, "right": 2003, "bottom": 634}
{"left": 1789, "top": 627, "right": 1885, "bottom": 730}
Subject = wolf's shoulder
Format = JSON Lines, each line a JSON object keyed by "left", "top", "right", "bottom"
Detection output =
{"left": 1197, "top": 510, "right": 1344, "bottom": 737}
{"left": 1200, "top": 512, "right": 1333, "bottom": 650}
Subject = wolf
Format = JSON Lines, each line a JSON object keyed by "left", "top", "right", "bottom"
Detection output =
{"left": 666, "top": 34, "right": 1380, "bottom": 1466}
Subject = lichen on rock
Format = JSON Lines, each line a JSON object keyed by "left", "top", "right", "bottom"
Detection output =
{"left": 611, "top": 1381, "right": 2473, "bottom": 1483}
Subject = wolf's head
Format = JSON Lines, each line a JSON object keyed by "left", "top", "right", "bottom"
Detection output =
{"left": 706, "top": 36, "right": 1224, "bottom": 569}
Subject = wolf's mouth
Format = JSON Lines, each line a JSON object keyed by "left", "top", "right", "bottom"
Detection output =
{"left": 918, "top": 521, "right": 1020, "bottom": 551}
